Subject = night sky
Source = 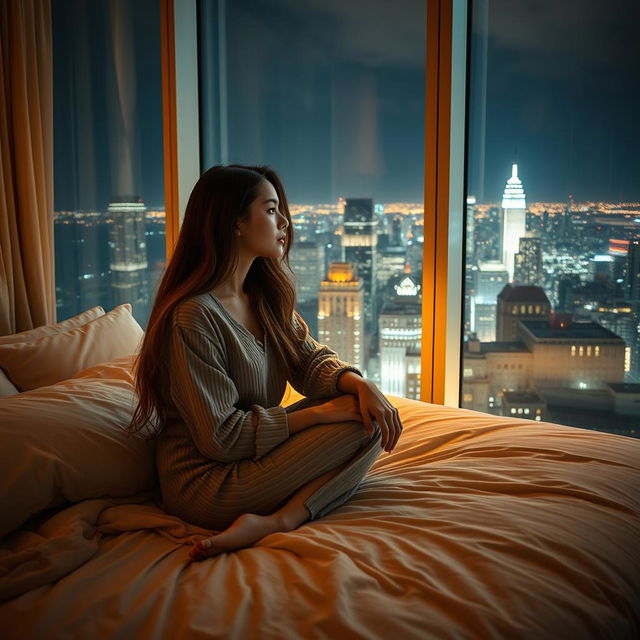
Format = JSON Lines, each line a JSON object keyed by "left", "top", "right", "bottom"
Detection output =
{"left": 200, "top": 0, "right": 426, "bottom": 204}
{"left": 52, "top": 0, "right": 164, "bottom": 212}
{"left": 470, "top": 0, "right": 640, "bottom": 204}
{"left": 53, "top": 0, "right": 640, "bottom": 211}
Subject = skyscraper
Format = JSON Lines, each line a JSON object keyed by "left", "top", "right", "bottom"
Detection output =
{"left": 390, "top": 216, "right": 403, "bottom": 247}
{"left": 472, "top": 260, "right": 509, "bottom": 341}
{"left": 376, "top": 245, "right": 407, "bottom": 295}
{"left": 625, "top": 239, "right": 640, "bottom": 300}
{"left": 318, "top": 262, "right": 365, "bottom": 372}
{"left": 108, "top": 197, "right": 149, "bottom": 322}
{"left": 466, "top": 195, "right": 476, "bottom": 263}
{"left": 496, "top": 284, "right": 550, "bottom": 342}
{"left": 342, "top": 198, "right": 378, "bottom": 356}
{"left": 514, "top": 236, "right": 542, "bottom": 286}
{"left": 379, "top": 274, "right": 422, "bottom": 397}
{"left": 501, "top": 164, "right": 527, "bottom": 282}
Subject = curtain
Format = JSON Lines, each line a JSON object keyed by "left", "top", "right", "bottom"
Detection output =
{"left": 0, "top": 0, "right": 55, "bottom": 335}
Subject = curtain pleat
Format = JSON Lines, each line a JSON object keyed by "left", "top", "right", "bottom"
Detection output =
{"left": 0, "top": 0, "right": 54, "bottom": 335}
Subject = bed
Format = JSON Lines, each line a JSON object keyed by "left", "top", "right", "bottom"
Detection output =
{"left": 0, "top": 306, "right": 639, "bottom": 639}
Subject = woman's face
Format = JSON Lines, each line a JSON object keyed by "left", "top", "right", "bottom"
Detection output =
{"left": 236, "top": 179, "right": 289, "bottom": 259}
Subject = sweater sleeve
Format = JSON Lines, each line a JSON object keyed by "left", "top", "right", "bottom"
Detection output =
{"left": 287, "top": 313, "right": 364, "bottom": 399}
{"left": 168, "top": 324, "right": 289, "bottom": 462}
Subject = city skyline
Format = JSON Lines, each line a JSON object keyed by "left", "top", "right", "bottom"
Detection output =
{"left": 49, "top": 0, "right": 640, "bottom": 454}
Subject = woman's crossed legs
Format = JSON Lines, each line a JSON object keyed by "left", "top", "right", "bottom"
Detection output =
{"left": 188, "top": 398, "right": 382, "bottom": 561}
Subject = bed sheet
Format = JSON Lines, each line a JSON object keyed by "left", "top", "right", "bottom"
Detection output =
{"left": 1, "top": 396, "right": 639, "bottom": 639}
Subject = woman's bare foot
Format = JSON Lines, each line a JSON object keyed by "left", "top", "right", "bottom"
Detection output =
{"left": 188, "top": 513, "right": 290, "bottom": 562}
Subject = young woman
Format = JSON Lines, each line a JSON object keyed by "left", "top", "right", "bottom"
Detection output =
{"left": 129, "top": 164, "right": 403, "bottom": 562}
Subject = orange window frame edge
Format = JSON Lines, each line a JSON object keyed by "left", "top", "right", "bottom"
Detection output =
{"left": 160, "top": 0, "right": 180, "bottom": 260}
{"left": 422, "top": 0, "right": 456, "bottom": 405}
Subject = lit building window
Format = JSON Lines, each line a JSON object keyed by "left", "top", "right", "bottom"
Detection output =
{"left": 571, "top": 345, "right": 576, "bottom": 356}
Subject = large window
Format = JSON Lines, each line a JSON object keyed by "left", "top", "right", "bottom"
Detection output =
{"left": 198, "top": 0, "right": 426, "bottom": 398}
{"left": 52, "top": 0, "right": 166, "bottom": 329}
{"left": 461, "top": 0, "right": 640, "bottom": 437}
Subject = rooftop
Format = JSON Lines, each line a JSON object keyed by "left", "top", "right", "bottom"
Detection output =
{"left": 479, "top": 341, "right": 530, "bottom": 354}
{"left": 498, "top": 283, "right": 549, "bottom": 303}
{"left": 520, "top": 320, "right": 623, "bottom": 341}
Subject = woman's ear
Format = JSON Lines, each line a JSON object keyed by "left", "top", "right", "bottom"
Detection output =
{"left": 235, "top": 216, "right": 247, "bottom": 236}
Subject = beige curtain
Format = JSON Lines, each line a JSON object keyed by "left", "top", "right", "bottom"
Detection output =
{"left": 0, "top": 0, "right": 55, "bottom": 336}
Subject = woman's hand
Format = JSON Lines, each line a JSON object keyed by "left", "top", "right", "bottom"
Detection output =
{"left": 354, "top": 379, "right": 403, "bottom": 453}
{"left": 313, "top": 394, "right": 364, "bottom": 424}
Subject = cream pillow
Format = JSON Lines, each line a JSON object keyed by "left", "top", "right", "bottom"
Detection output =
{"left": 0, "top": 305, "right": 105, "bottom": 345}
{"left": 70, "top": 353, "right": 137, "bottom": 384}
{"left": 0, "top": 367, "right": 156, "bottom": 538}
{"left": 0, "top": 304, "right": 144, "bottom": 391}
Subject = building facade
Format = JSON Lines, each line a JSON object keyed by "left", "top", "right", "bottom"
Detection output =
{"left": 318, "top": 262, "right": 366, "bottom": 372}
{"left": 501, "top": 164, "right": 527, "bottom": 282}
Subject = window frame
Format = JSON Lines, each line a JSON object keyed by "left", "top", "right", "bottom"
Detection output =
{"left": 422, "top": 0, "right": 468, "bottom": 406}
{"left": 161, "top": 0, "right": 200, "bottom": 259}
{"left": 160, "top": 0, "right": 468, "bottom": 406}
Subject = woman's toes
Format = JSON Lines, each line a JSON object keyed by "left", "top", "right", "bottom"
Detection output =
{"left": 187, "top": 541, "right": 209, "bottom": 561}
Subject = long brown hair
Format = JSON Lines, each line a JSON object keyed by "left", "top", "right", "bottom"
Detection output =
{"left": 127, "top": 164, "right": 310, "bottom": 439}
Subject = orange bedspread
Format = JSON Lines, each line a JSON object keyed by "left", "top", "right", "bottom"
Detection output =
{"left": 1, "top": 394, "right": 639, "bottom": 638}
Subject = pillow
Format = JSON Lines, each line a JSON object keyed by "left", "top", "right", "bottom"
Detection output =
{"left": 0, "top": 304, "right": 144, "bottom": 391}
{"left": 0, "top": 306, "right": 105, "bottom": 345}
{"left": 0, "top": 369, "right": 19, "bottom": 398}
{"left": 0, "top": 365, "right": 157, "bottom": 538}
{"left": 70, "top": 353, "right": 137, "bottom": 384}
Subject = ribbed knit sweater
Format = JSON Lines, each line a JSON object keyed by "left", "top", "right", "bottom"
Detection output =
{"left": 156, "top": 291, "right": 364, "bottom": 471}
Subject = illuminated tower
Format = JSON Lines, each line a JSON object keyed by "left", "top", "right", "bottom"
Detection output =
{"left": 342, "top": 198, "right": 377, "bottom": 354}
{"left": 472, "top": 260, "right": 509, "bottom": 341}
{"left": 466, "top": 195, "right": 476, "bottom": 263}
{"left": 379, "top": 273, "right": 422, "bottom": 398}
{"left": 108, "top": 196, "right": 148, "bottom": 319}
{"left": 318, "top": 262, "right": 365, "bottom": 372}
{"left": 501, "top": 164, "right": 527, "bottom": 282}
